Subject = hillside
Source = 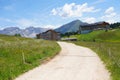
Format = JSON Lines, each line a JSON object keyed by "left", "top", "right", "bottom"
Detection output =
{"left": 96, "top": 29, "right": 120, "bottom": 42}
{"left": 0, "top": 35, "right": 60, "bottom": 80}
{"left": 55, "top": 20, "right": 87, "bottom": 34}
{"left": 69, "top": 29, "right": 120, "bottom": 42}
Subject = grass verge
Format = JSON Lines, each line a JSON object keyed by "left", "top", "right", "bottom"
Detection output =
{"left": 0, "top": 35, "right": 61, "bottom": 80}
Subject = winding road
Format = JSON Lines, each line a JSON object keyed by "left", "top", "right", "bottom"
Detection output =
{"left": 15, "top": 42, "right": 110, "bottom": 80}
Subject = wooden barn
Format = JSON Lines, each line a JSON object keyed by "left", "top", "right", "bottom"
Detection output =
{"left": 36, "top": 30, "right": 61, "bottom": 40}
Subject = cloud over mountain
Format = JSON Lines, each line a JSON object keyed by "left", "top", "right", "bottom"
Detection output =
{"left": 51, "top": 3, "right": 99, "bottom": 18}
{"left": 101, "top": 7, "right": 117, "bottom": 23}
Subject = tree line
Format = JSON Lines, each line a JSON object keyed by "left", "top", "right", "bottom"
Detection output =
{"left": 110, "top": 22, "right": 120, "bottom": 29}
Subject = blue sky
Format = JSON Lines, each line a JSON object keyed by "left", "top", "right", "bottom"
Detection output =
{"left": 0, "top": 0, "right": 120, "bottom": 29}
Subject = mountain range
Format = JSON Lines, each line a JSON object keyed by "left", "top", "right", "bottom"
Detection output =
{"left": 0, "top": 27, "right": 49, "bottom": 38}
{"left": 0, "top": 20, "right": 88, "bottom": 37}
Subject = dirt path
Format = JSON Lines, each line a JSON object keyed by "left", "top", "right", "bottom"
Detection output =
{"left": 15, "top": 42, "right": 110, "bottom": 80}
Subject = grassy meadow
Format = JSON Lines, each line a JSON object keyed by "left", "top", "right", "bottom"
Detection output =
{"left": 0, "top": 34, "right": 61, "bottom": 80}
{"left": 69, "top": 29, "right": 120, "bottom": 80}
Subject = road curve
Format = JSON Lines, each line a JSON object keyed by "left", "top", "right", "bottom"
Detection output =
{"left": 15, "top": 42, "right": 110, "bottom": 80}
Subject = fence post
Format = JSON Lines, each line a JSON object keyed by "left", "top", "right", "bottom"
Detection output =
{"left": 22, "top": 52, "right": 25, "bottom": 64}
{"left": 108, "top": 48, "right": 111, "bottom": 58}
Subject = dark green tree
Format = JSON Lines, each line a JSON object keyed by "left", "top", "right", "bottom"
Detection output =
{"left": 14, "top": 34, "right": 21, "bottom": 37}
{"left": 110, "top": 22, "right": 120, "bottom": 29}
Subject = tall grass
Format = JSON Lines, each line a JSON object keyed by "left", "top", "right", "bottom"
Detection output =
{"left": 0, "top": 35, "right": 61, "bottom": 80}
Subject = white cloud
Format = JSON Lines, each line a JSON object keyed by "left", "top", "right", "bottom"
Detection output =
{"left": 51, "top": 9, "right": 57, "bottom": 15}
{"left": 51, "top": 3, "right": 99, "bottom": 18}
{"left": 16, "top": 19, "right": 60, "bottom": 29}
{"left": 15, "top": 19, "right": 36, "bottom": 27}
{"left": 0, "top": 18, "right": 37, "bottom": 28}
{"left": 0, "top": 18, "right": 12, "bottom": 22}
{"left": 93, "top": 0, "right": 106, "bottom": 5}
{"left": 105, "top": 7, "right": 114, "bottom": 14}
{"left": 42, "top": 25, "right": 60, "bottom": 29}
{"left": 4, "top": 5, "right": 14, "bottom": 11}
{"left": 84, "top": 17, "right": 96, "bottom": 23}
{"left": 105, "top": 20, "right": 116, "bottom": 23}
{"left": 102, "top": 7, "right": 116, "bottom": 18}
{"left": 0, "top": 17, "right": 60, "bottom": 29}
{"left": 101, "top": 7, "right": 117, "bottom": 23}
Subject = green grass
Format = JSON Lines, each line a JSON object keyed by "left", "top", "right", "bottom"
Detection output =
{"left": 96, "top": 29, "right": 120, "bottom": 42}
{"left": 73, "top": 41, "right": 120, "bottom": 80}
{"left": 0, "top": 34, "right": 61, "bottom": 80}
{"left": 69, "top": 29, "right": 120, "bottom": 42}
{"left": 69, "top": 30, "right": 105, "bottom": 41}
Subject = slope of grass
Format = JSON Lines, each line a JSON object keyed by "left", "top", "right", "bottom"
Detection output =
{"left": 69, "top": 29, "right": 120, "bottom": 42}
{"left": 96, "top": 29, "right": 120, "bottom": 42}
{"left": 0, "top": 35, "right": 61, "bottom": 80}
{"left": 69, "top": 30, "right": 105, "bottom": 41}
{"left": 73, "top": 41, "right": 120, "bottom": 80}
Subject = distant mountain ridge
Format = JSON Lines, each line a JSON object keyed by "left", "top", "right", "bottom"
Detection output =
{"left": 0, "top": 19, "right": 108, "bottom": 38}
{"left": 55, "top": 20, "right": 88, "bottom": 34}
{"left": 0, "top": 27, "right": 49, "bottom": 38}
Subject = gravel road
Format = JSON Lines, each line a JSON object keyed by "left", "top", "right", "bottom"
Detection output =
{"left": 15, "top": 42, "right": 110, "bottom": 80}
